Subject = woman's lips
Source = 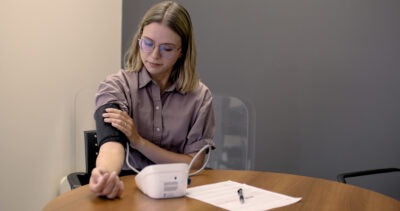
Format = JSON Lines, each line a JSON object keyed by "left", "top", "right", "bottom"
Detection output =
{"left": 147, "top": 61, "right": 162, "bottom": 68}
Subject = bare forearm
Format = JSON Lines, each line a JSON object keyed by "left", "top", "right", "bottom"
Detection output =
{"left": 96, "top": 142, "right": 125, "bottom": 173}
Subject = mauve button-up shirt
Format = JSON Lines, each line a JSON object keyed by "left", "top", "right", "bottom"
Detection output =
{"left": 95, "top": 68, "right": 215, "bottom": 170}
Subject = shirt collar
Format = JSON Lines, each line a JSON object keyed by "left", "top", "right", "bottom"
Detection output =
{"left": 138, "top": 67, "right": 152, "bottom": 89}
{"left": 138, "top": 67, "right": 179, "bottom": 93}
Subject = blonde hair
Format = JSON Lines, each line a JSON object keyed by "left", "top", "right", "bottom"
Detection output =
{"left": 124, "top": 1, "right": 198, "bottom": 93}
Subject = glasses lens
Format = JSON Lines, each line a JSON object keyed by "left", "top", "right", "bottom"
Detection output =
{"left": 139, "top": 38, "right": 154, "bottom": 52}
{"left": 159, "top": 44, "right": 177, "bottom": 58}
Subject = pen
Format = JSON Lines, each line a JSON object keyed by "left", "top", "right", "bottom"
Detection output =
{"left": 237, "top": 188, "right": 245, "bottom": 204}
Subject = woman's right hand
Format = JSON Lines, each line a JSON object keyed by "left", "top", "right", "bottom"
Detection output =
{"left": 89, "top": 167, "right": 124, "bottom": 199}
{"left": 102, "top": 108, "right": 142, "bottom": 147}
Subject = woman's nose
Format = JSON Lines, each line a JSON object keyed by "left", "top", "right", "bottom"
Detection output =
{"left": 150, "top": 45, "right": 161, "bottom": 59}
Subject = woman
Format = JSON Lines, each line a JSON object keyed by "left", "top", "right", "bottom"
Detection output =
{"left": 89, "top": 1, "right": 215, "bottom": 199}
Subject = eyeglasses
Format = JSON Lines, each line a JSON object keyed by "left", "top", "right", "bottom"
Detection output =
{"left": 138, "top": 38, "right": 180, "bottom": 59}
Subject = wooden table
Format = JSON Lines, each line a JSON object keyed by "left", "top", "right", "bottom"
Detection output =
{"left": 44, "top": 170, "right": 400, "bottom": 210}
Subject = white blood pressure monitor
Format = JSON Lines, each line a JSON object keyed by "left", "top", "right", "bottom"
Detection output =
{"left": 126, "top": 143, "right": 212, "bottom": 199}
{"left": 135, "top": 163, "right": 189, "bottom": 198}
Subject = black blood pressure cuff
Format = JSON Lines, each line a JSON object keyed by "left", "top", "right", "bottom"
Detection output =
{"left": 94, "top": 103, "right": 128, "bottom": 147}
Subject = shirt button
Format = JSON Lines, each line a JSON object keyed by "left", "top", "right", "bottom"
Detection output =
{"left": 155, "top": 106, "right": 160, "bottom": 110}
{"left": 156, "top": 127, "right": 160, "bottom": 132}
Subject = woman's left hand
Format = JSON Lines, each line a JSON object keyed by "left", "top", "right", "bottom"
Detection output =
{"left": 102, "top": 108, "right": 141, "bottom": 146}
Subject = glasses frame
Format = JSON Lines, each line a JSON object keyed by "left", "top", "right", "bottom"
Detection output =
{"left": 138, "top": 38, "right": 181, "bottom": 59}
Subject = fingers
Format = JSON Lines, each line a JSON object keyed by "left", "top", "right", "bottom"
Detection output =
{"left": 102, "top": 171, "right": 119, "bottom": 198}
{"left": 103, "top": 109, "right": 131, "bottom": 128}
{"left": 102, "top": 108, "right": 140, "bottom": 145}
{"left": 107, "top": 178, "right": 124, "bottom": 199}
{"left": 118, "top": 180, "right": 124, "bottom": 196}
{"left": 89, "top": 169, "right": 124, "bottom": 199}
{"left": 103, "top": 108, "right": 127, "bottom": 121}
{"left": 89, "top": 169, "right": 109, "bottom": 194}
{"left": 104, "top": 108, "right": 127, "bottom": 118}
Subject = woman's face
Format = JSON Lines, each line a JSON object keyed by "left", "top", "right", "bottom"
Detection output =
{"left": 139, "top": 22, "right": 182, "bottom": 81}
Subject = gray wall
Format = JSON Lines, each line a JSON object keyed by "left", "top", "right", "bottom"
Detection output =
{"left": 122, "top": 0, "right": 400, "bottom": 183}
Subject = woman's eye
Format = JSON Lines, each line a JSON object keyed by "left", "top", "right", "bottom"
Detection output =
{"left": 143, "top": 39, "right": 153, "bottom": 47}
{"left": 161, "top": 45, "right": 174, "bottom": 52}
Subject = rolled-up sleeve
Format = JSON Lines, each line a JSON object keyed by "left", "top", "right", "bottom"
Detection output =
{"left": 184, "top": 87, "right": 216, "bottom": 154}
{"left": 95, "top": 70, "right": 132, "bottom": 113}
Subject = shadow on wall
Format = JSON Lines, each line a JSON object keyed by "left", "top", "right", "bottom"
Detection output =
{"left": 73, "top": 88, "right": 97, "bottom": 173}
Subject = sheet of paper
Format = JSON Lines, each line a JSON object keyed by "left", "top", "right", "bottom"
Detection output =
{"left": 186, "top": 180, "right": 301, "bottom": 211}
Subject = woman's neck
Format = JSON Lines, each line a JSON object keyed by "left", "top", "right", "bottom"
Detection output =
{"left": 151, "top": 73, "right": 170, "bottom": 93}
